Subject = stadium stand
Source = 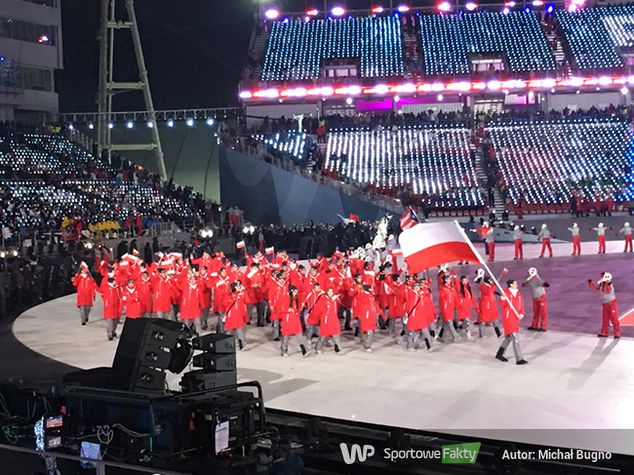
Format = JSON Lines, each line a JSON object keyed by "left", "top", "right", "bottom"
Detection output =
{"left": 324, "top": 125, "right": 485, "bottom": 211}
{"left": 253, "top": 130, "right": 310, "bottom": 162}
{"left": 556, "top": 5, "right": 634, "bottom": 71}
{"left": 419, "top": 10, "right": 556, "bottom": 76}
{"left": 0, "top": 128, "right": 213, "bottom": 239}
{"left": 260, "top": 15, "right": 404, "bottom": 81}
{"left": 487, "top": 117, "right": 634, "bottom": 211}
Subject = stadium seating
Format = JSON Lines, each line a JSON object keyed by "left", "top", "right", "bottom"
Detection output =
{"left": 487, "top": 118, "right": 634, "bottom": 209}
{"left": 556, "top": 5, "right": 634, "bottom": 71}
{"left": 254, "top": 131, "right": 310, "bottom": 162}
{"left": 260, "top": 16, "right": 404, "bottom": 81}
{"left": 419, "top": 11, "right": 556, "bottom": 76}
{"left": 0, "top": 131, "right": 205, "bottom": 231}
{"left": 324, "top": 125, "right": 484, "bottom": 209}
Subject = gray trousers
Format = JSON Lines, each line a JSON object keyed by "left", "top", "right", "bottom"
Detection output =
{"left": 361, "top": 330, "right": 374, "bottom": 350}
{"left": 499, "top": 333, "right": 524, "bottom": 361}
{"left": 157, "top": 310, "right": 175, "bottom": 321}
{"left": 227, "top": 327, "right": 246, "bottom": 348}
{"left": 200, "top": 308, "right": 210, "bottom": 329}
{"left": 479, "top": 320, "right": 503, "bottom": 338}
{"left": 256, "top": 301, "right": 267, "bottom": 325}
{"left": 306, "top": 324, "right": 319, "bottom": 340}
{"left": 79, "top": 306, "right": 91, "bottom": 324}
{"left": 141, "top": 312, "right": 152, "bottom": 319}
{"left": 106, "top": 319, "right": 118, "bottom": 339}
{"left": 407, "top": 329, "right": 433, "bottom": 350}
{"left": 316, "top": 335, "right": 342, "bottom": 352}
{"left": 387, "top": 317, "right": 403, "bottom": 336}
{"left": 281, "top": 334, "right": 308, "bottom": 355}
{"left": 272, "top": 320, "right": 280, "bottom": 339}
{"left": 217, "top": 312, "right": 225, "bottom": 333}
{"left": 440, "top": 321, "right": 460, "bottom": 341}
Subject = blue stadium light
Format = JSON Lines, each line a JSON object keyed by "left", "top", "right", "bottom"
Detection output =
{"left": 523, "top": 4, "right": 532, "bottom": 13}
{"left": 186, "top": 118, "right": 194, "bottom": 127}
{"left": 331, "top": 6, "right": 345, "bottom": 16}
{"left": 88, "top": 122, "right": 94, "bottom": 130}
{"left": 465, "top": 1, "right": 478, "bottom": 12}
{"left": 126, "top": 120, "right": 134, "bottom": 129}
{"left": 146, "top": 120, "right": 154, "bottom": 128}
{"left": 68, "top": 124, "right": 74, "bottom": 130}
{"left": 206, "top": 117, "right": 214, "bottom": 126}
{"left": 167, "top": 118, "right": 174, "bottom": 127}
{"left": 107, "top": 122, "right": 114, "bottom": 129}
{"left": 545, "top": 3, "right": 555, "bottom": 13}
{"left": 502, "top": 6, "right": 511, "bottom": 14}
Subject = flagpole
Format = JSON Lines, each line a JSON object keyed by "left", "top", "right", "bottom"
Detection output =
{"left": 453, "top": 221, "right": 522, "bottom": 319}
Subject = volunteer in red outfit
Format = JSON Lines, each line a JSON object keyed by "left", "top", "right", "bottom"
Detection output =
{"left": 475, "top": 221, "right": 492, "bottom": 259}
{"left": 568, "top": 223, "right": 581, "bottom": 256}
{"left": 522, "top": 267, "right": 549, "bottom": 332}
{"left": 588, "top": 272, "right": 620, "bottom": 339}
{"left": 280, "top": 286, "right": 309, "bottom": 357}
{"left": 153, "top": 268, "right": 174, "bottom": 320}
{"left": 495, "top": 280, "right": 528, "bottom": 365}
{"left": 590, "top": 223, "right": 610, "bottom": 254}
{"left": 138, "top": 271, "right": 153, "bottom": 318}
{"left": 352, "top": 284, "right": 381, "bottom": 352}
{"left": 538, "top": 223, "right": 553, "bottom": 258}
{"left": 387, "top": 273, "right": 407, "bottom": 339}
{"left": 180, "top": 269, "right": 202, "bottom": 334}
{"left": 99, "top": 275, "right": 120, "bottom": 341}
{"left": 438, "top": 275, "right": 460, "bottom": 342}
{"left": 314, "top": 287, "right": 343, "bottom": 354}
{"left": 474, "top": 270, "right": 502, "bottom": 338}
{"left": 223, "top": 281, "right": 248, "bottom": 350}
{"left": 72, "top": 262, "right": 97, "bottom": 325}
{"left": 403, "top": 281, "right": 434, "bottom": 352}
{"left": 456, "top": 275, "right": 477, "bottom": 340}
{"left": 618, "top": 222, "right": 632, "bottom": 253}
{"left": 120, "top": 279, "right": 142, "bottom": 319}
{"left": 513, "top": 225, "right": 523, "bottom": 260}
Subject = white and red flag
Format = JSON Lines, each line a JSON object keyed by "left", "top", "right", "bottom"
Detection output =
{"left": 398, "top": 221, "right": 479, "bottom": 274}
{"left": 236, "top": 240, "right": 246, "bottom": 250}
{"left": 399, "top": 207, "right": 420, "bottom": 231}
{"left": 265, "top": 246, "right": 275, "bottom": 255}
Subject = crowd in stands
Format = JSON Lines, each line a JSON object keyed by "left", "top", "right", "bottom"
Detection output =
{"left": 243, "top": 5, "right": 632, "bottom": 90}
{"left": 0, "top": 122, "right": 220, "bottom": 246}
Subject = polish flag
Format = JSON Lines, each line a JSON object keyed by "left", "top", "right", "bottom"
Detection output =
{"left": 398, "top": 221, "right": 480, "bottom": 274}
{"left": 619, "top": 307, "right": 634, "bottom": 326}
{"left": 236, "top": 240, "right": 246, "bottom": 249}
{"left": 265, "top": 246, "right": 275, "bottom": 255}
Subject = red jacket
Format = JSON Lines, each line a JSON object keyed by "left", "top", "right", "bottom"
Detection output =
{"left": 302, "top": 289, "right": 324, "bottom": 325}
{"left": 268, "top": 280, "right": 288, "bottom": 321}
{"left": 72, "top": 273, "right": 97, "bottom": 307}
{"left": 198, "top": 272, "right": 212, "bottom": 309}
{"left": 121, "top": 286, "right": 142, "bottom": 318}
{"left": 224, "top": 290, "right": 247, "bottom": 330}
{"left": 137, "top": 278, "right": 153, "bottom": 313}
{"left": 501, "top": 288, "right": 524, "bottom": 335}
{"left": 351, "top": 289, "right": 380, "bottom": 333}
{"left": 280, "top": 296, "right": 303, "bottom": 336}
{"left": 477, "top": 283, "right": 499, "bottom": 323}
{"left": 152, "top": 275, "right": 173, "bottom": 313}
{"left": 99, "top": 280, "right": 120, "bottom": 320}
{"left": 213, "top": 278, "right": 230, "bottom": 313}
{"left": 457, "top": 286, "right": 477, "bottom": 320}
{"left": 405, "top": 287, "right": 429, "bottom": 331}
{"left": 388, "top": 278, "right": 406, "bottom": 318}
{"left": 439, "top": 286, "right": 456, "bottom": 322}
{"left": 315, "top": 295, "right": 340, "bottom": 337}
{"left": 180, "top": 281, "right": 201, "bottom": 320}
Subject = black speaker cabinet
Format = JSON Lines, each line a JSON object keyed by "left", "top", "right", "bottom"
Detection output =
{"left": 191, "top": 333, "right": 235, "bottom": 353}
{"left": 192, "top": 353, "right": 236, "bottom": 371}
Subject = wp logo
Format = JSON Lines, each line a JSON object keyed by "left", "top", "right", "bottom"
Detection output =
{"left": 340, "top": 443, "right": 375, "bottom": 464}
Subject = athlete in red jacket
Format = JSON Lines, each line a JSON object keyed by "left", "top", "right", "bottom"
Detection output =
{"left": 314, "top": 288, "right": 342, "bottom": 354}
{"left": 72, "top": 262, "right": 96, "bottom": 325}
{"left": 280, "top": 286, "right": 310, "bottom": 357}
{"left": 403, "top": 281, "right": 434, "bottom": 351}
{"left": 99, "top": 277, "right": 120, "bottom": 340}
{"left": 120, "top": 279, "right": 142, "bottom": 319}
{"left": 180, "top": 271, "right": 202, "bottom": 334}
{"left": 351, "top": 284, "right": 381, "bottom": 352}
{"left": 223, "top": 281, "right": 247, "bottom": 350}
{"left": 495, "top": 280, "right": 528, "bottom": 365}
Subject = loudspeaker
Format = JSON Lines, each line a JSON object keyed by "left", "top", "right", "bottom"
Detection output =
{"left": 192, "top": 353, "right": 236, "bottom": 371}
{"left": 191, "top": 333, "right": 235, "bottom": 353}
{"left": 179, "top": 370, "right": 237, "bottom": 392}
{"left": 111, "top": 319, "right": 185, "bottom": 392}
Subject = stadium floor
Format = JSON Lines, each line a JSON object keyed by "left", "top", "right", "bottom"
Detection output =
{"left": 9, "top": 241, "right": 634, "bottom": 455}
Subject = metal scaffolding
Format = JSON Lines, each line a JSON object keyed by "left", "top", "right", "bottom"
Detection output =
{"left": 96, "top": 0, "right": 167, "bottom": 179}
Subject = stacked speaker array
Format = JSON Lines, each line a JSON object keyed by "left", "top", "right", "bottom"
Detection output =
{"left": 180, "top": 334, "right": 237, "bottom": 392}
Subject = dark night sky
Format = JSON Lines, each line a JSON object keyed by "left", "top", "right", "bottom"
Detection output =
{"left": 59, "top": 0, "right": 458, "bottom": 112}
